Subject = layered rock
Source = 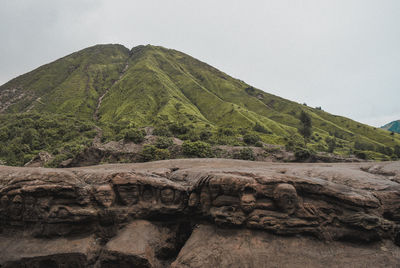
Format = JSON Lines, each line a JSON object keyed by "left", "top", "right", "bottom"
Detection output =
{"left": 171, "top": 224, "right": 400, "bottom": 268}
{"left": 0, "top": 159, "right": 400, "bottom": 267}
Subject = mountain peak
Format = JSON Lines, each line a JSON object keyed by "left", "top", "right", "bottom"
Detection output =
{"left": 381, "top": 120, "right": 400, "bottom": 133}
{"left": 0, "top": 44, "right": 399, "bottom": 166}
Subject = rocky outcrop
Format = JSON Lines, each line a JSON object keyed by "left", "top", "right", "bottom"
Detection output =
{"left": 24, "top": 151, "right": 53, "bottom": 167}
{"left": 56, "top": 139, "right": 359, "bottom": 169}
{"left": 1, "top": 159, "right": 400, "bottom": 267}
{"left": 171, "top": 224, "right": 400, "bottom": 268}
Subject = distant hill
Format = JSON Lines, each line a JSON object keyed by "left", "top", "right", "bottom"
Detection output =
{"left": 381, "top": 120, "right": 400, "bottom": 133}
{"left": 0, "top": 44, "right": 399, "bottom": 166}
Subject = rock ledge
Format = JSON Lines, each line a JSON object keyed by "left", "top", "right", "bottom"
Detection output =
{"left": 1, "top": 159, "right": 400, "bottom": 267}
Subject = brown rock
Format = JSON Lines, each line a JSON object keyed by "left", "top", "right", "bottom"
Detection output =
{"left": 24, "top": 151, "right": 53, "bottom": 167}
{"left": 0, "top": 236, "right": 98, "bottom": 267}
{"left": 171, "top": 224, "right": 400, "bottom": 268}
{"left": 0, "top": 159, "right": 399, "bottom": 266}
{"left": 99, "top": 220, "right": 186, "bottom": 267}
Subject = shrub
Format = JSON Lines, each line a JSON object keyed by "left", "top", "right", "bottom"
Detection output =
{"left": 395, "top": 145, "right": 400, "bottom": 158}
{"left": 243, "top": 134, "right": 261, "bottom": 145}
{"left": 0, "top": 128, "right": 8, "bottom": 141}
{"left": 298, "top": 111, "right": 312, "bottom": 146}
{"left": 153, "top": 126, "right": 172, "bottom": 137}
{"left": 354, "top": 150, "right": 367, "bottom": 160}
{"left": 253, "top": 123, "right": 270, "bottom": 134}
{"left": 0, "top": 113, "right": 95, "bottom": 166}
{"left": 182, "top": 141, "right": 213, "bottom": 158}
{"left": 238, "top": 128, "right": 248, "bottom": 135}
{"left": 124, "top": 128, "right": 145, "bottom": 143}
{"left": 245, "top": 86, "right": 256, "bottom": 95}
{"left": 79, "top": 123, "right": 93, "bottom": 132}
{"left": 200, "top": 130, "right": 212, "bottom": 141}
{"left": 218, "top": 128, "right": 235, "bottom": 136}
{"left": 285, "top": 139, "right": 295, "bottom": 151}
{"left": 22, "top": 128, "right": 40, "bottom": 149}
{"left": 234, "top": 147, "right": 255, "bottom": 161}
{"left": 294, "top": 147, "right": 315, "bottom": 161}
{"left": 140, "top": 145, "right": 170, "bottom": 162}
{"left": 377, "top": 146, "right": 393, "bottom": 156}
{"left": 354, "top": 140, "right": 375, "bottom": 151}
{"left": 325, "top": 137, "right": 336, "bottom": 153}
{"left": 185, "top": 130, "right": 201, "bottom": 141}
{"left": 155, "top": 137, "right": 174, "bottom": 149}
{"left": 255, "top": 141, "right": 263, "bottom": 147}
{"left": 169, "top": 123, "right": 189, "bottom": 135}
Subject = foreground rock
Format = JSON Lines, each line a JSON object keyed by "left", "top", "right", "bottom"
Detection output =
{"left": 0, "top": 159, "right": 400, "bottom": 267}
{"left": 172, "top": 224, "right": 400, "bottom": 268}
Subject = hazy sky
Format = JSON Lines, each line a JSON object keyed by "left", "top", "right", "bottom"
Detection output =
{"left": 1, "top": 0, "right": 399, "bottom": 127}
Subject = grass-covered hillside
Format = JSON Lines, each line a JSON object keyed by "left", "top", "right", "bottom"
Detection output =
{"left": 1, "top": 44, "right": 400, "bottom": 166}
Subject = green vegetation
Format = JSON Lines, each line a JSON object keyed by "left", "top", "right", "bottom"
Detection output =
{"left": 234, "top": 147, "right": 255, "bottom": 161}
{"left": 294, "top": 147, "right": 316, "bottom": 162}
{"left": 243, "top": 134, "right": 261, "bottom": 145}
{"left": 0, "top": 44, "right": 399, "bottom": 166}
{"left": 124, "top": 128, "right": 145, "bottom": 143}
{"left": 325, "top": 137, "right": 337, "bottom": 153}
{"left": 298, "top": 111, "right": 312, "bottom": 146}
{"left": 139, "top": 145, "right": 170, "bottom": 162}
{"left": 0, "top": 113, "right": 96, "bottom": 166}
{"left": 182, "top": 141, "right": 213, "bottom": 158}
{"left": 155, "top": 137, "right": 174, "bottom": 149}
{"left": 153, "top": 126, "right": 172, "bottom": 137}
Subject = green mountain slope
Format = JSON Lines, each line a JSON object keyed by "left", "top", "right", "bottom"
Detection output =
{"left": 0, "top": 44, "right": 129, "bottom": 118}
{"left": 1, "top": 44, "right": 399, "bottom": 166}
{"left": 382, "top": 120, "right": 400, "bottom": 134}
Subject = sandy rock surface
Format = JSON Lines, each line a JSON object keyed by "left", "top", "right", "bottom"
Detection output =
{"left": 0, "top": 159, "right": 399, "bottom": 267}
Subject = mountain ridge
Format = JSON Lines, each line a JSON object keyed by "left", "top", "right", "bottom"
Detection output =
{"left": 382, "top": 120, "right": 400, "bottom": 134}
{"left": 0, "top": 44, "right": 399, "bottom": 166}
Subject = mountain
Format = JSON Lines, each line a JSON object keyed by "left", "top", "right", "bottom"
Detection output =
{"left": 0, "top": 44, "right": 399, "bottom": 166}
{"left": 381, "top": 120, "right": 400, "bottom": 134}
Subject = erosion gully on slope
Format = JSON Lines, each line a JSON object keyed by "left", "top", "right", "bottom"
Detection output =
{"left": 92, "top": 62, "right": 129, "bottom": 146}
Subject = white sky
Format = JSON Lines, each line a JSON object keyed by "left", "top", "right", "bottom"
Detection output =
{"left": 1, "top": 0, "right": 399, "bottom": 127}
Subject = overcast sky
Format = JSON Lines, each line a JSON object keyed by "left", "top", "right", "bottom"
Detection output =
{"left": 1, "top": 0, "right": 399, "bottom": 127}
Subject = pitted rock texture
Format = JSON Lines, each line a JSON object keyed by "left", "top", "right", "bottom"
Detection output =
{"left": 171, "top": 224, "right": 400, "bottom": 268}
{"left": 0, "top": 159, "right": 400, "bottom": 267}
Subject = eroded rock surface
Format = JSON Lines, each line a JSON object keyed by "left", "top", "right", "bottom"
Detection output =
{"left": 0, "top": 159, "right": 400, "bottom": 267}
{"left": 172, "top": 224, "right": 400, "bottom": 268}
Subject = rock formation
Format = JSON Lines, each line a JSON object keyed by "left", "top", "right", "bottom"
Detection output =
{"left": 1, "top": 159, "right": 400, "bottom": 267}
